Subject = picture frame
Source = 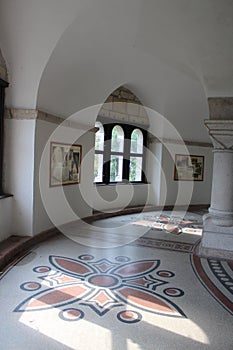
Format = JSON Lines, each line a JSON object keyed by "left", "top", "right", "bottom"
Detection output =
{"left": 174, "top": 154, "right": 204, "bottom": 181}
{"left": 50, "top": 142, "right": 82, "bottom": 187}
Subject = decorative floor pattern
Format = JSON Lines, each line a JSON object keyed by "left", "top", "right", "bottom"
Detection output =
{"left": 191, "top": 254, "right": 233, "bottom": 315}
{"left": 131, "top": 213, "right": 203, "bottom": 236}
{"left": 1, "top": 211, "right": 233, "bottom": 350}
{"left": 14, "top": 254, "right": 186, "bottom": 322}
{"left": 130, "top": 237, "right": 195, "bottom": 253}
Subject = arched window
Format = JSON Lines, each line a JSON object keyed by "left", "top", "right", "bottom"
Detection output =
{"left": 130, "top": 128, "right": 143, "bottom": 154}
{"left": 129, "top": 129, "right": 143, "bottom": 182}
{"left": 94, "top": 121, "right": 146, "bottom": 184}
{"left": 94, "top": 122, "right": 104, "bottom": 182}
{"left": 110, "top": 125, "right": 124, "bottom": 182}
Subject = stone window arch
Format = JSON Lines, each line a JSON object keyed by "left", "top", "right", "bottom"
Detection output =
{"left": 94, "top": 86, "right": 148, "bottom": 184}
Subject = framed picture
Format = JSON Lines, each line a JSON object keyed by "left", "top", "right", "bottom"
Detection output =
{"left": 174, "top": 154, "right": 204, "bottom": 181}
{"left": 50, "top": 142, "right": 82, "bottom": 187}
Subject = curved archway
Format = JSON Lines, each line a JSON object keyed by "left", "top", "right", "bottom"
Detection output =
{"left": 98, "top": 86, "right": 150, "bottom": 127}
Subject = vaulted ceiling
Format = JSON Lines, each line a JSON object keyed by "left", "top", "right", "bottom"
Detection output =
{"left": 0, "top": 0, "right": 232, "bottom": 142}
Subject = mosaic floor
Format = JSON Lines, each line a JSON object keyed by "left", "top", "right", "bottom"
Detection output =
{"left": 0, "top": 211, "right": 232, "bottom": 350}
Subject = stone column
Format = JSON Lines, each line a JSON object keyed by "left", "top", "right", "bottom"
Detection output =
{"left": 200, "top": 98, "right": 233, "bottom": 259}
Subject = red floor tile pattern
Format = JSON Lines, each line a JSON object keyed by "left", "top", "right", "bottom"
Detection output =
{"left": 131, "top": 214, "right": 202, "bottom": 235}
{"left": 14, "top": 255, "right": 186, "bottom": 323}
{"left": 191, "top": 254, "right": 233, "bottom": 315}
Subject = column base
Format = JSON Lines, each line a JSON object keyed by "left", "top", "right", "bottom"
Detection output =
{"left": 208, "top": 207, "right": 233, "bottom": 226}
{"left": 198, "top": 246, "right": 233, "bottom": 260}
{"left": 199, "top": 213, "right": 233, "bottom": 260}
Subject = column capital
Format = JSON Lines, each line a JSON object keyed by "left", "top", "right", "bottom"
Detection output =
{"left": 204, "top": 120, "right": 233, "bottom": 150}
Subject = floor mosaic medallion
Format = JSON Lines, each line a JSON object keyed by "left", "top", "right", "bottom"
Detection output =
{"left": 14, "top": 254, "right": 186, "bottom": 323}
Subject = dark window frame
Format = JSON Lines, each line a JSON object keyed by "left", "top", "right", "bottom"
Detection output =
{"left": 94, "top": 116, "right": 147, "bottom": 185}
{"left": 0, "top": 78, "right": 9, "bottom": 196}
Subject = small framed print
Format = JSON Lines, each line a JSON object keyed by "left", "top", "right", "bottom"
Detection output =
{"left": 174, "top": 154, "right": 204, "bottom": 181}
{"left": 50, "top": 142, "right": 82, "bottom": 187}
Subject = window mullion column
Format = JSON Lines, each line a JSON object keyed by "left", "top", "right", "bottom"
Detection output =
{"left": 123, "top": 128, "right": 131, "bottom": 182}
{"left": 103, "top": 125, "right": 111, "bottom": 184}
{"left": 142, "top": 129, "right": 147, "bottom": 183}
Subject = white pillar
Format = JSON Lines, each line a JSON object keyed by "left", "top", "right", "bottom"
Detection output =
{"left": 200, "top": 119, "right": 233, "bottom": 259}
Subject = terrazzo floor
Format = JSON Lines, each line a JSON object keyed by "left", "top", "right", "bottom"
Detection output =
{"left": 0, "top": 211, "right": 232, "bottom": 350}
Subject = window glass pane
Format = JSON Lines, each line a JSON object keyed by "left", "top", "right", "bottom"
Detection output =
{"left": 95, "top": 122, "right": 104, "bottom": 151}
{"left": 94, "top": 154, "right": 103, "bottom": 182}
{"left": 110, "top": 155, "right": 123, "bottom": 182}
{"left": 111, "top": 125, "right": 124, "bottom": 152}
{"left": 130, "top": 129, "right": 143, "bottom": 154}
{"left": 129, "top": 156, "right": 143, "bottom": 181}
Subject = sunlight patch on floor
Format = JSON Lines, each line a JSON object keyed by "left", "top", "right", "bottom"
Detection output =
{"left": 19, "top": 311, "right": 113, "bottom": 350}
{"left": 145, "top": 316, "right": 210, "bottom": 345}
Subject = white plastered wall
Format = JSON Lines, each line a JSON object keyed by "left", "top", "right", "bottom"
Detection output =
{"left": 86, "top": 140, "right": 213, "bottom": 213}
{"left": 0, "top": 114, "right": 213, "bottom": 242}
{"left": 33, "top": 119, "right": 95, "bottom": 235}
{"left": 92, "top": 184, "right": 150, "bottom": 213}
{"left": 3, "top": 119, "right": 35, "bottom": 237}
{"left": 148, "top": 143, "right": 213, "bottom": 208}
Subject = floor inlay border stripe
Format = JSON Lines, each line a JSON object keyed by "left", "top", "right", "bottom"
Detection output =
{"left": 191, "top": 254, "right": 233, "bottom": 315}
{"left": 130, "top": 237, "right": 195, "bottom": 253}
